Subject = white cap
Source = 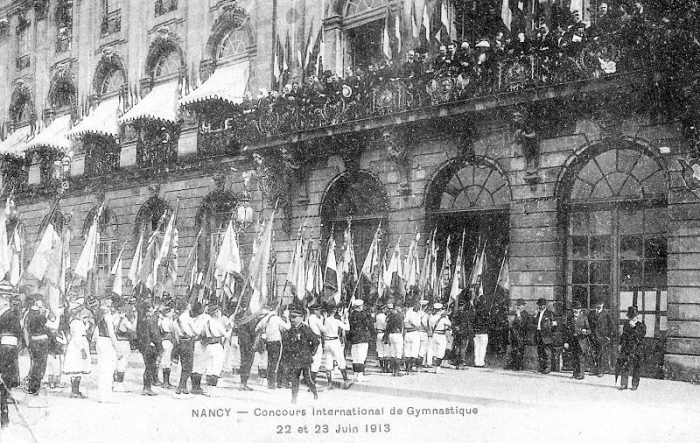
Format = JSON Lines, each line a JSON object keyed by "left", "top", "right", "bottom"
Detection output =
{"left": 352, "top": 299, "right": 364, "bottom": 307}
{"left": 433, "top": 303, "right": 444, "bottom": 310}
{"left": 419, "top": 300, "right": 429, "bottom": 306}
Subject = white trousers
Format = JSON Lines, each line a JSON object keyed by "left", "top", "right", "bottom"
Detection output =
{"left": 404, "top": 331, "right": 421, "bottom": 358}
{"left": 193, "top": 341, "right": 209, "bottom": 374}
{"left": 160, "top": 339, "right": 173, "bottom": 369}
{"left": 419, "top": 332, "right": 429, "bottom": 361}
{"left": 323, "top": 339, "right": 346, "bottom": 370}
{"left": 311, "top": 339, "right": 323, "bottom": 372}
{"left": 430, "top": 334, "right": 447, "bottom": 359}
{"left": 376, "top": 335, "right": 387, "bottom": 358}
{"left": 388, "top": 333, "right": 404, "bottom": 358}
{"left": 115, "top": 341, "right": 131, "bottom": 372}
{"left": 207, "top": 343, "right": 225, "bottom": 377}
{"left": 350, "top": 343, "right": 369, "bottom": 365}
{"left": 96, "top": 337, "right": 116, "bottom": 402}
{"left": 47, "top": 354, "right": 62, "bottom": 377}
{"left": 473, "top": 333, "right": 489, "bottom": 366}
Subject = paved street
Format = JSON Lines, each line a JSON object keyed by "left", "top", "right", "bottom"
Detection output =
{"left": 2, "top": 352, "right": 699, "bottom": 443}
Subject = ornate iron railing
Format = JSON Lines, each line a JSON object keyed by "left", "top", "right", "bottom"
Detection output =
{"left": 194, "top": 38, "right": 646, "bottom": 149}
{"left": 83, "top": 136, "right": 121, "bottom": 178}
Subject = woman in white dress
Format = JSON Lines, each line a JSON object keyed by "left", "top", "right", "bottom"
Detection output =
{"left": 94, "top": 296, "right": 119, "bottom": 403}
{"left": 63, "top": 309, "right": 92, "bottom": 398}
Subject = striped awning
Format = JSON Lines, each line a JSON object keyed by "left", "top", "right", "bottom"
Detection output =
{"left": 118, "top": 81, "right": 179, "bottom": 125}
{"left": 0, "top": 125, "right": 33, "bottom": 157}
{"left": 23, "top": 115, "right": 72, "bottom": 153}
{"left": 67, "top": 97, "right": 120, "bottom": 139}
{"left": 179, "top": 62, "right": 249, "bottom": 107}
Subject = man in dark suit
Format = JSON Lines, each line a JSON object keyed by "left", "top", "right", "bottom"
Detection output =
{"left": 534, "top": 298, "right": 556, "bottom": 374}
{"left": 282, "top": 309, "right": 319, "bottom": 404}
{"left": 588, "top": 299, "right": 614, "bottom": 376}
{"left": 564, "top": 301, "right": 591, "bottom": 380}
{"left": 506, "top": 299, "right": 529, "bottom": 371}
{"left": 137, "top": 300, "right": 164, "bottom": 396}
{"left": 0, "top": 291, "right": 21, "bottom": 428}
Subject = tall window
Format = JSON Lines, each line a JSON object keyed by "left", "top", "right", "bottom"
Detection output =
{"left": 83, "top": 205, "right": 120, "bottom": 295}
{"left": 153, "top": 51, "right": 181, "bottom": 78}
{"left": 55, "top": 0, "right": 73, "bottom": 54}
{"left": 216, "top": 29, "right": 247, "bottom": 60}
{"left": 99, "top": 69, "right": 126, "bottom": 95}
{"left": 101, "top": 0, "right": 121, "bottom": 37}
{"left": 564, "top": 145, "right": 668, "bottom": 377}
{"left": 17, "top": 24, "right": 30, "bottom": 69}
{"left": 343, "top": 0, "right": 388, "bottom": 69}
{"left": 155, "top": 0, "right": 178, "bottom": 16}
{"left": 50, "top": 79, "right": 76, "bottom": 110}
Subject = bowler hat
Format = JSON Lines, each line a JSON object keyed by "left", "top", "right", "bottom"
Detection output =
{"left": 626, "top": 306, "right": 638, "bottom": 319}
{"left": 572, "top": 301, "right": 583, "bottom": 310}
{"left": 289, "top": 308, "right": 304, "bottom": 317}
{"left": 537, "top": 298, "right": 547, "bottom": 306}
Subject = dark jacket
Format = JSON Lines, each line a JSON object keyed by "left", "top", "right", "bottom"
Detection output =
{"left": 385, "top": 310, "right": 404, "bottom": 334}
{"left": 25, "top": 308, "right": 49, "bottom": 336}
{"left": 534, "top": 308, "right": 555, "bottom": 345}
{"left": 509, "top": 311, "right": 530, "bottom": 346}
{"left": 348, "top": 310, "right": 374, "bottom": 344}
{"left": 137, "top": 308, "right": 163, "bottom": 354}
{"left": 588, "top": 309, "right": 614, "bottom": 342}
{"left": 452, "top": 309, "right": 474, "bottom": 339}
{"left": 619, "top": 321, "right": 646, "bottom": 358}
{"left": 565, "top": 312, "right": 591, "bottom": 345}
{"left": 281, "top": 323, "right": 319, "bottom": 369}
{"left": 472, "top": 297, "right": 490, "bottom": 335}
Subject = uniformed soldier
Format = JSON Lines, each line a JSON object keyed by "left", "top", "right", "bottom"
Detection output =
{"left": 374, "top": 304, "right": 389, "bottom": 373}
{"left": 564, "top": 301, "right": 591, "bottom": 380}
{"left": 24, "top": 294, "right": 55, "bottom": 396}
{"left": 306, "top": 304, "right": 324, "bottom": 385}
{"left": 157, "top": 306, "right": 176, "bottom": 388}
{"left": 203, "top": 305, "right": 228, "bottom": 397}
{"left": 417, "top": 300, "right": 430, "bottom": 371}
{"left": 402, "top": 301, "right": 422, "bottom": 374}
{"left": 384, "top": 303, "right": 404, "bottom": 377}
{"left": 0, "top": 291, "right": 21, "bottom": 428}
{"left": 348, "top": 299, "right": 374, "bottom": 382}
{"left": 428, "top": 303, "right": 451, "bottom": 374}
{"left": 321, "top": 305, "right": 352, "bottom": 389}
{"left": 281, "top": 308, "right": 319, "bottom": 404}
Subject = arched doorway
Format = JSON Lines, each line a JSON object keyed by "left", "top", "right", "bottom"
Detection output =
{"left": 559, "top": 141, "right": 668, "bottom": 378}
{"left": 321, "top": 171, "right": 389, "bottom": 301}
{"left": 83, "top": 205, "right": 120, "bottom": 296}
{"left": 426, "top": 157, "right": 511, "bottom": 355}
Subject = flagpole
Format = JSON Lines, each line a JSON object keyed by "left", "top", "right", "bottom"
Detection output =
{"left": 177, "top": 227, "right": 203, "bottom": 295}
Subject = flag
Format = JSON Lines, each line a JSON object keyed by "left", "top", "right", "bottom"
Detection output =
{"left": 140, "top": 235, "right": 161, "bottom": 291}
{"left": 111, "top": 243, "right": 125, "bottom": 296}
{"left": 0, "top": 199, "right": 12, "bottom": 279}
{"left": 437, "top": 0, "right": 449, "bottom": 43}
{"left": 215, "top": 220, "right": 242, "bottom": 277}
{"left": 385, "top": 237, "right": 405, "bottom": 300}
{"left": 496, "top": 255, "right": 510, "bottom": 293}
{"left": 9, "top": 225, "right": 22, "bottom": 286}
{"left": 304, "top": 22, "right": 314, "bottom": 70}
{"left": 248, "top": 210, "right": 275, "bottom": 314}
{"left": 59, "top": 224, "right": 71, "bottom": 295}
{"left": 286, "top": 236, "right": 305, "bottom": 300}
{"left": 421, "top": 3, "right": 430, "bottom": 46}
{"left": 128, "top": 231, "right": 144, "bottom": 286}
{"left": 411, "top": 0, "right": 419, "bottom": 40}
{"left": 449, "top": 232, "right": 466, "bottom": 306}
{"left": 438, "top": 236, "right": 452, "bottom": 297}
{"left": 73, "top": 208, "right": 101, "bottom": 281}
{"left": 394, "top": 10, "right": 402, "bottom": 55}
{"left": 501, "top": 0, "right": 512, "bottom": 31}
{"left": 383, "top": 8, "right": 392, "bottom": 60}
{"left": 469, "top": 246, "right": 486, "bottom": 297}
{"left": 404, "top": 233, "right": 420, "bottom": 289}
{"left": 419, "top": 230, "right": 436, "bottom": 299}
{"left": 26, "top": 223, "right": 62, "bottom": 283}
{"left": 359, "top": 226, "right": 380, "bottom": 302}
{"left": 570, "top": 0, "right": 583, "bottom": 15}
{"left": 323, "top": 237, "right": 339, "bottom": 303}
{"left": 339, "top": 224, "right": 357, "bottom": 304}
{"left": 157, "top": 205, "right": 179, "bottom": 287}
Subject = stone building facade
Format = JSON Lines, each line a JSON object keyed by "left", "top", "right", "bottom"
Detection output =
{"left": 0, "top": 0, "right": 699, "bottom": 381}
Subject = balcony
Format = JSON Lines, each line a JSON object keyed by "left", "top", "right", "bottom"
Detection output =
{"left": 136, "top": 123, "right": 179, "bottom": 169}
{"left": 101, "top": 9, "right": 121, "bottom": 38}
{"left": 190, "top": 33, "right": 656, "bottom": 154}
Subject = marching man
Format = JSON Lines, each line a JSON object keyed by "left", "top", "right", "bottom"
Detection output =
{"left": 428, "top": 303, "right": 452, "bottom": 374}
{"left": 321, "top": 306, "right": 352, "bottom": 389}
{"left": 348, "top": 299, "right": 374, "bottom": 382}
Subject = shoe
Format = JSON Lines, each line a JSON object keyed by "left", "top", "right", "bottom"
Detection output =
{"left": 574, "top": 375, "right": 584, "bottom": 380}
{"left": 542, "top": 370, "right": 551, "bottom": 374}
{"left": 631, "top": 386, "right": 638, "bottom": 391}
{"left": 342, "top": 380, "right": 353, "bottom": 390}
{"left": 618, "top": 386, "right": 627, "bottom": 390}
{"left": 597, "top": 373, "right": 604, "bottom": 378}
{"left": 70, "top": 392, "right": 86, "bottom": 399}
{"left": 191, "top": 388, "right": 204, "bottom": 395}
{"left": 1, "top": 421, "right": 8, "bottom": 429}
{"left": 239, "top": 384, "right": 253, "bottom": 391}
{"left": 175, "top": 387, "right": 189, "bottom": 395}
{"left": 313, "top": 392, "right": 319, "bottom": 400}
{"left": 141, "top": 389, "right": 157, "bottom": 396}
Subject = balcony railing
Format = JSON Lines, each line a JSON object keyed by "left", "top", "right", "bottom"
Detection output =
{"left": 84, "top": 136, "right": 121, "bottom": 178}
{"left": 193, "top": 36, "right": 649, "bottom": 149}
{"left": 101, "top": 9, "right": 121, "bottom": 37}
{"left": 137, "top": 125, "right": 178, "bottom": 169}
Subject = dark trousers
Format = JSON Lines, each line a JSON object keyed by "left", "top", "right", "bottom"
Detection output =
{"left": 591, "top": 338, "right": 611, "bottom": 374}
{"left": 239, "top": 337, "right": 255, "bottom": 385}
{"left": 266, "top": 341, "right": 282, "bottom": 388}
{"left": 290, "top": 366, "right": 317, "bottom": 398}
{"left": 571, "top": 339, "right": 588, "bottom": 377}
{"left": 0, "top": 348, "right": 14, "bottom": 427}
{"left": 536, "top": 334, "right": 552, "bottom": 372}
{"left": 28, "top": 340, "right": 49, "bottom": 394}
{"left": 620, "top": 355, "right": 642, "bottom": 388}
{"left": 508, "top": 343, "right": 525, "bottom": 370}
{"left": 453, "top": 335, "right": 470, "bottom": 366}
{"left": 140, "top": 345, "right": 158, "bottom": 389}
{"left": 176, "top": 339, "right": 194, "bottom": 388}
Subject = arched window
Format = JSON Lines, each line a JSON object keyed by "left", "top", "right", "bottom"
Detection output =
{"left": 99, "top": 69, "right": 125, "bottom": 95}
{"left": 83, "top": 205, "right": 120, "bottom": 294}
{"left": 321, "top": 171, "right": 389, "bottom": 298}
{"left": 426, "top": 157, "right": 511, "bottom": 331}
{"left": 49, "top": 78, "right": 76, "bottom": 109}
{"left": 343, "top": 0, "right": 389, "bottom": 68}
{"left": 216, "top": 28, "right": 247, "bottom": 60}
{"left": 134, "top": 196, "right": 171, "bottom": 239}
{"left": 562, "top": 143, "right": 668, "bottom": 377}
{"left": 194, "top": 190, "right": 239, "bottom": 281}
{"left": 153, "top": 50, "right": 181, "bottom": 78}
{"left": 345, "top": 0, "right": 388, "bottom": 16}
{"left": 9, "top": 85, "right": 34, "bottom": 124}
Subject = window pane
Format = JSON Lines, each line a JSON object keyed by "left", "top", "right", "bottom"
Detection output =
{"left": 572, "top": 285, "right": 588, "bottom": 306}
{"left": 645, "top": 207, "right": 667, "bottom": 234}
{"left": 644, "top": 238, "right": 667, "bottom": 260}
{"left": 620, "top": 236, "right": 643, "bottom": 260}
{"left": 590, "top": 261, "right": 611, "bottom": 284}
{"left": 619, "top": 209, "right": 643, "bottom": 234}
{"left": 644, "top": 259, "right": 667, "bottom": 288}
{"left": 644, "top": 315, "right": 656, "bottom": 337}
{"left": 572, "top": 260, "right": 588, "bottom": 284}
{"left": 620, "top": 260, "right": 642, "bottom": 288}
{"left": 590, "top": 236, "right": 611, "bottom": 259}
{"left": 571, "top": 236, "right": 587, "bottom": 259}
{"left": 643, "top": 290, "right": 657, "bottom": 312}
{"left": 590, "top": 211, "right": 612, "bottom": 234}
{"left": 570, "top": 212, "right": 588, "bottom": 235}
{"left": 590, "top": 286, "right": 610, "bottom": 307}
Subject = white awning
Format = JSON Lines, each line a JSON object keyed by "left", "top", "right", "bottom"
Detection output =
{"left": 118, "top": 81, "right": 179, "bottom": 125}
{"left": 66, "top": 97, "right": 120, "bottom": 139}
{"left": 23, "top": 115, "right": 72, "bottom": 153}
{"left": 0, "top": 125, "right": 33, "bottom": 157}
{"left": 179, "top": 62, "right": 249, "bottom": 107}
